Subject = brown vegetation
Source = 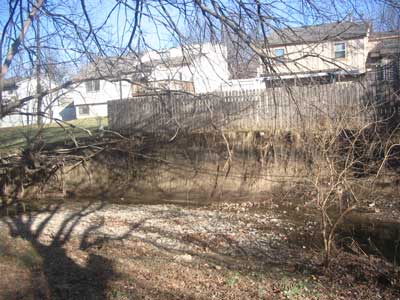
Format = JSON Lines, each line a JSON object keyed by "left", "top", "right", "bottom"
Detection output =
{"left": 0, "top": 123, "right": 400, "bottom": 299}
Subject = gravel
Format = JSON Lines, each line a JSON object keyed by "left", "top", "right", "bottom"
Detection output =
{"left": 0, "top": 202, "right": 294, "bottom": 261}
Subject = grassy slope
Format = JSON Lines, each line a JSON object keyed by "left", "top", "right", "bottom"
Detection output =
{"left": 0, "top": 117, "right": 108, "bottom": 154}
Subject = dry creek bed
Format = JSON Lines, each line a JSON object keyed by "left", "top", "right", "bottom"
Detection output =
{"left": 0, "top": 202, "right": 398, "bottom": 300}
{"left": 0, "top": 202, "right": 303, "bottom": 264}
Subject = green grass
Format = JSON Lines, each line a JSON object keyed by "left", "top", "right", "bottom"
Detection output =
{"left": 226, "top": 271, "right": 241, "bottom": 287}
{"left": 278, "top": 277, "right": 322, "bottom": 299}
{"left": 0, "top": 117, "right": 108, "bottom": 154}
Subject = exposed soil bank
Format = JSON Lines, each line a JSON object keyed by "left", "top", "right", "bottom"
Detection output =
{"left": 2, "top": 132, "right": 400, "bottom": 299}
{"left": 340, "top": 212, "right": 400, "bottom": 263}
{"left": 5, "top": 130, "right": 399, "bottom": 271}
{"left": 49, "top": 132, "right": 314, "bottom": 203}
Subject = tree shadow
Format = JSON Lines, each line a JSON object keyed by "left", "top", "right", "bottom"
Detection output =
{"left": 3, "top": 202, "right": 137, "bottom": 300}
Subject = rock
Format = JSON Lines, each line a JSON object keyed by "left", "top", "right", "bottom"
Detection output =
{"left": 174, "top": 254, "right": 193, "bottom": 262}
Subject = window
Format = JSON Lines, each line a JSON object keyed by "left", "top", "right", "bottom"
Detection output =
{"left": 334, "top": 42, "right": 346, "bottom": 59}
{"left": 274, "top": 48, "right": 285, "bottom": 57}
{"left": 274, "top": 48, "right": 286, "bottom": 64}
{"left": 78, "top": 105, "right": 90, "bottom": 115}
{"left": 85, "top": 80, "right": 100, "bottom": 92}
{"left": 160, "top": 51, "right": 170, "bottom": 61}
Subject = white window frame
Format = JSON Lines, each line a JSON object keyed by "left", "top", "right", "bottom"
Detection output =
{"left": 274, "top": 48, "right": 286, "bottom": 64}
{"left": 274, "top": 48, "right": 285, "bottom": 57}
{"left": 86, "top": 80, "right": 100, "bottom": 92}
{"left": 334, "top": 42, "right": 346, "bottom": 59}
{"left": 160, "top": 51, "right": 170, "bottom": 61}
{"left": 78, "top": 105, "right": 90, "bottom": 115}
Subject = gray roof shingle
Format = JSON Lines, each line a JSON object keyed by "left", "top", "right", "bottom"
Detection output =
{"left": 267, "top": 21, "right": 370, "bottom": 46}
{"left": 77, "top": 53, "right": 193, "bottom": 80}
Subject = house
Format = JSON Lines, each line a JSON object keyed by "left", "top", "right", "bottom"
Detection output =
{"left": 220, "top": 21, "right": 372, "bottom": 91}
{"left": 367, "top": 31, "right": 400, "bottom": 82}
{"left": 259, "top": 21, "right": 371, "bottom": 85}
{"left": 72, "top": 43, "right": 229, "bottom": 119}
{"left": 0, "top": 76, "right": 73, "bottom": 128}
{"left": 71, "top": 55, "right": 136, "bottom": 120}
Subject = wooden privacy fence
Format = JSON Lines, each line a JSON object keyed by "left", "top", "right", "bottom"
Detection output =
{"left": 108, "top": 81, "right": 399, "bottom": 133}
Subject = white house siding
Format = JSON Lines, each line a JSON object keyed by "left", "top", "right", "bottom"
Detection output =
{"left": 0, "top": 114, "right": 31, "bottom": 128}
{"left": 75, "top": 103, "right": 108, "bottom": 119}
{"left": 220, "top": 77, "right": 266, "bottom": 92}
{"left": 73, "top": 79, "right": 133, "bottom": 119}
{"left": 143, "top": 43, "right": 230, "bottom": 94}
{"left": 151, "top": 65, "right": 194, "bottom": 83}
{"left": 73, "top": 43, "right": 230, "bottom": 119}
{"left": 1, "top": 79, "right": 37, "bottom": 127}
{"left": 0, "top": 78, "right": 71, "bottom": 128}
{"left": 263, "top": 37, "right": 369, "bottom": 75}
{"left": 191, "top": 44, "right": 230, "bottom": 93}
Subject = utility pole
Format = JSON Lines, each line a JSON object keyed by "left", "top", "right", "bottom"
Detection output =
{"left": 36, "top": 12, "right": 43, "bottom": 126}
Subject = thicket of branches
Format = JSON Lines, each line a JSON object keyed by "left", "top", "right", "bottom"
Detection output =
{"left": 1, "top": 0, "right": 399, "bottom": 119}
{"left": 0, "top": 0, "right": 399, "bottom": 266}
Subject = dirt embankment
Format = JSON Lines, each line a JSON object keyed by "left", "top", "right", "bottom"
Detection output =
{"left": 1, "top": 132, "right": 400, "bottom": 299}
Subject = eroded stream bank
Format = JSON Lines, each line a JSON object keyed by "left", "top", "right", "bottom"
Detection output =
{"left": 1, "top": 131, "right": 400, "bottom": 298}
{"left": 57, "top": 132, "right": 400, "bottom": 265}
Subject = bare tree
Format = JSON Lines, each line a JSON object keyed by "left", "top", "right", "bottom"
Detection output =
{"left": 0, "top": 0, "right": 399, "bottom": 281}
{"left": 374, "top": 0, "right": 400, "bottom": 31}
{"left": 2, "top": 0, "right": 395, "bottom": 122}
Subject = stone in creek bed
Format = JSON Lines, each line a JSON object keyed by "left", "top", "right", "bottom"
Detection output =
{"left": 174, "top": 254, "right": 193, "bottom": 262}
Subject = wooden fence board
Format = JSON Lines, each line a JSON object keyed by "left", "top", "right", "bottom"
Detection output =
{"left": 108, "top": 80, "right": 399, "bottom": 133}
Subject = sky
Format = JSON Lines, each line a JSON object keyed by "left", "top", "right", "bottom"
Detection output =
{"left": 0, "top": 0, "right": 392, "bottom": 80}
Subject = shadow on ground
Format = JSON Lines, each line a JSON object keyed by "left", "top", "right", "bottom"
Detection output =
{"left": 0, "top": 201, "right": 398, "bottom": 300}
{"left": 1, "top": 203, "right": 136, "bottom": 300}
